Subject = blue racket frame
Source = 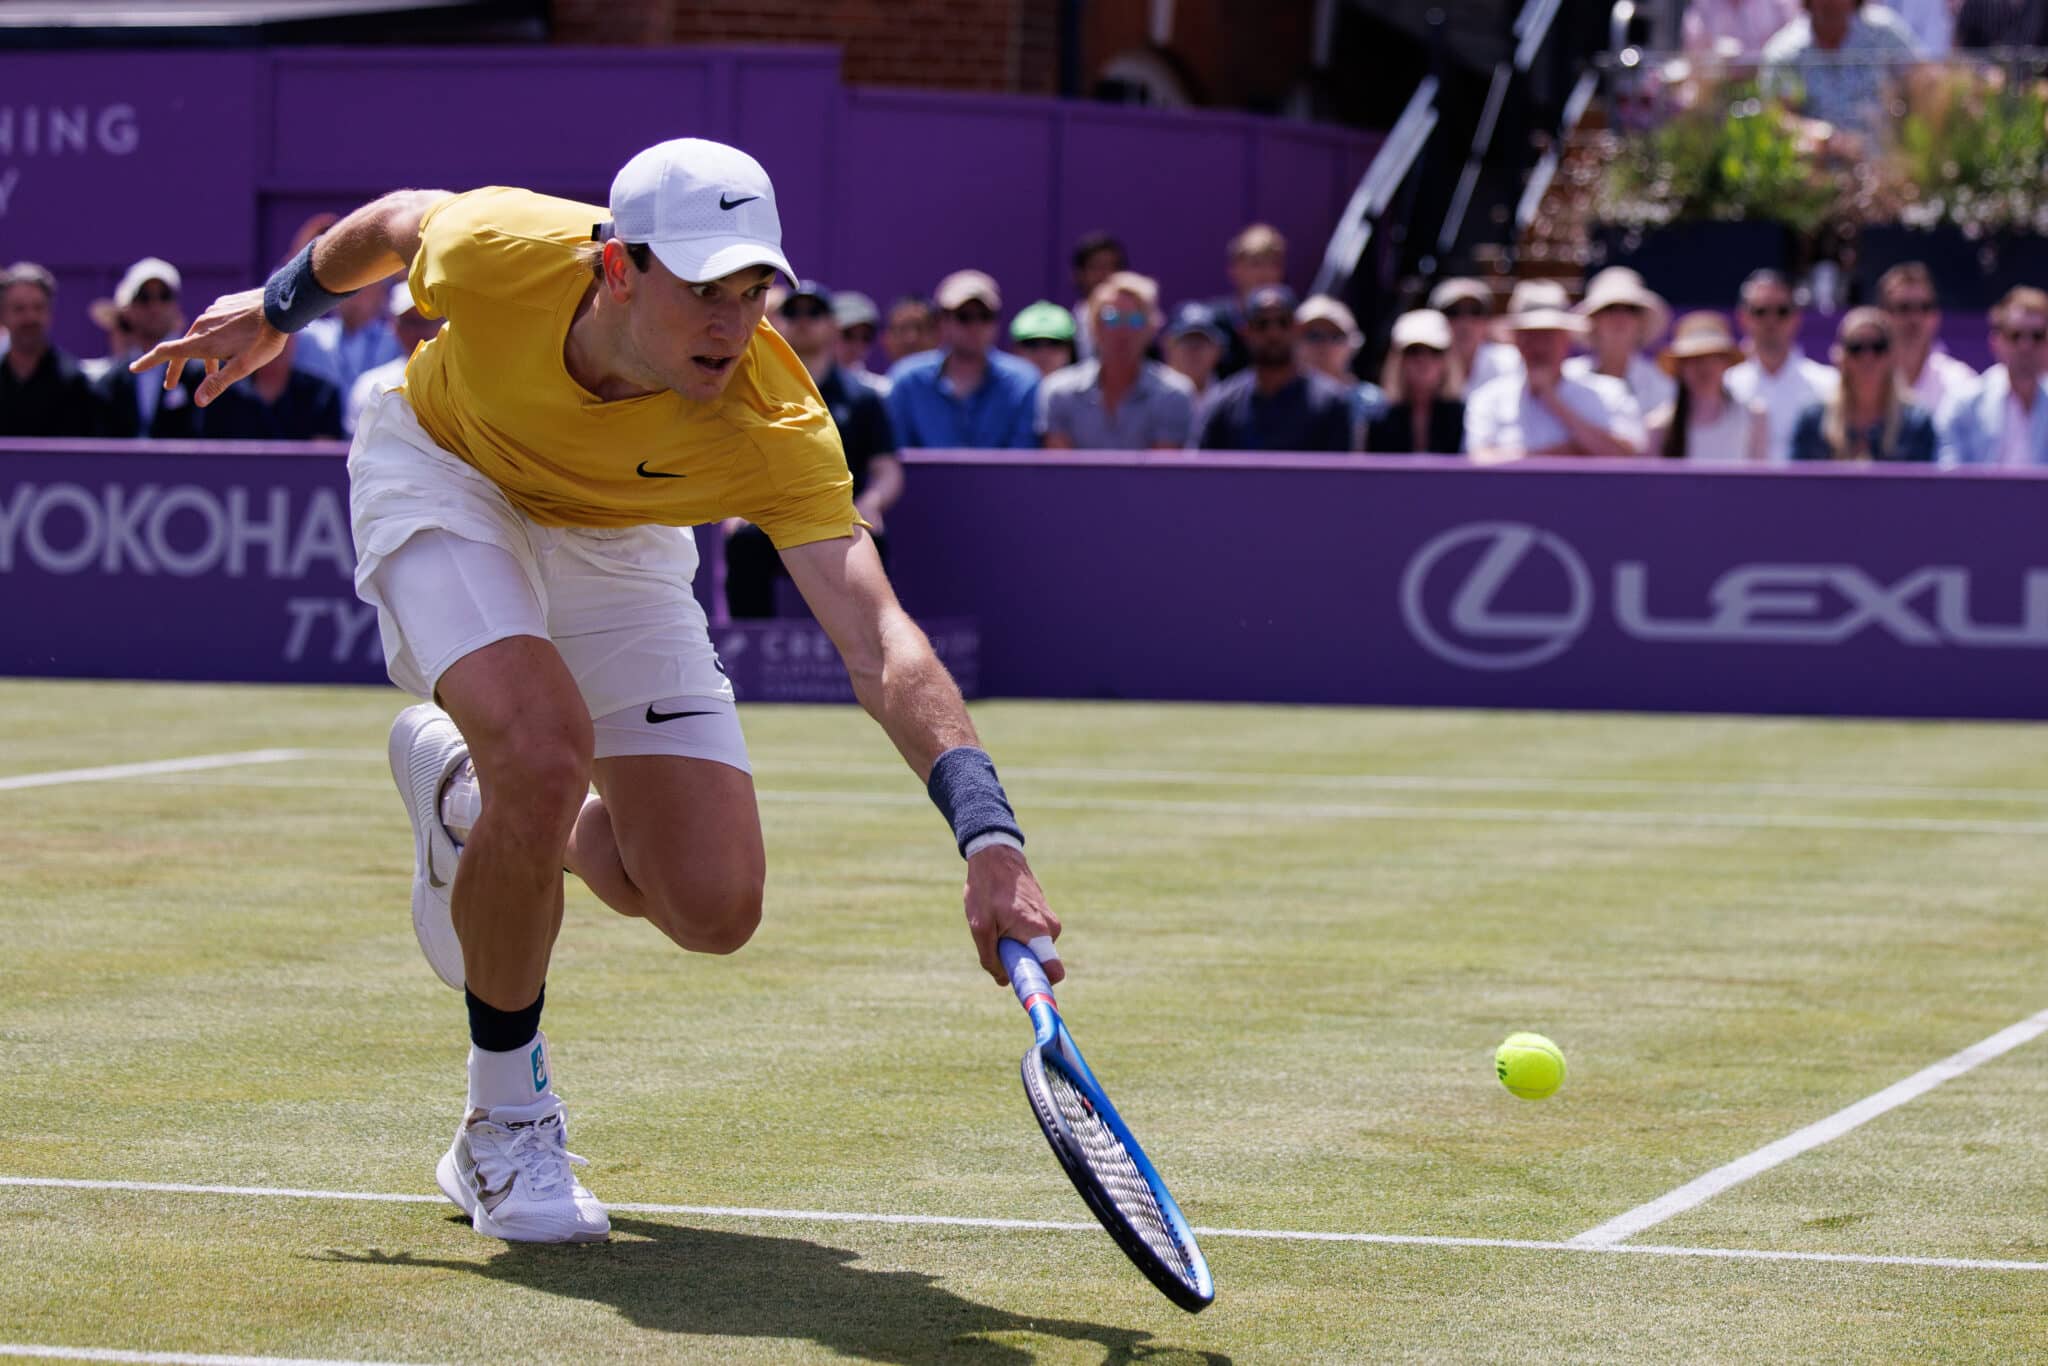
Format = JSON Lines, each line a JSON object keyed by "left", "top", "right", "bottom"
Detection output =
{"left": 998, "top": 937, "right": 1215, "bottom": 1312}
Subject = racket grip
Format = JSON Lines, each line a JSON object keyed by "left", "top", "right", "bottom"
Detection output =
{"left": 998, "top": 937, "right": 1055, "bottom": 1008}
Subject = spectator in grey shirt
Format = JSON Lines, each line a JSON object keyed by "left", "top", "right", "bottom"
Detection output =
{"left": 1038, "top": 271, "right": 1196, "bottom": 449}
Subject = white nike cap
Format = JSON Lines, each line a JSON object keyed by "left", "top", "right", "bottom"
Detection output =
{"left": 606, "top": 137, "right": 796, "bottom": 286}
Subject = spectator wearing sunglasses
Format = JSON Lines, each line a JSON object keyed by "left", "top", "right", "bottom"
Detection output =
{"left": 1937, "top": 287, "right": 2048, "bottom": 467}
{"left": 1727, "top": 269, "right": 1839, "bottom": 462}
{"left": 1428, "top": 278, "right": 1520, "bottom": 397}
{"left": 1163, "top": 302, "right": 1227, "bottom": 399}
{"left": 1010, "top": 301, "right": 1078, "bottom": 378}
{"left": 832, "top": 290, "right": 886, "bottom": 391}
{"left": 1037, "top": 271, "right": 1194, "bottom": 450}
{"left": 1365, "top": 310, "right": 1466, "bottom": 454}
{"left": 86, "top": 257, "right": 203, "bottom": 439}
{"left": 885, "top": 269, "right": 1040, "bottom": 449}
{"left": 1193, "top": 285, "right": 1353, "bottom": 453}
{"left": 1211, "top": 223, "right": 1289, "bottom": 378}
{"left": 1295, "top": 294, "right": 1388, "bottom": 443}
{"left": 1068, "top": 231, "right": 1127, "bottom": 361}
{"left": 1647, "top": 312, "right": 1768, "bottom": 463}
{"left": 1789, "top": 308, "right": 1935, "bottom": 462}
{"left": 727, "top": 280, "right": 904, "bottom": 615}
{"left": 0, "top": 261, "right": 97, "bottom": 437}
{"left": 1876, "top": 262, "right": 1976, "bottom": 420}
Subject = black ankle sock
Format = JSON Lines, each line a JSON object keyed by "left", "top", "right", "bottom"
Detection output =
{"left": 466, "top": 984, "right": 545, "bottom": 1052}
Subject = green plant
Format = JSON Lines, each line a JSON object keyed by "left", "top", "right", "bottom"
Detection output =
{"left": 1597, "top": 82, "right": 1839, "bottom": 236}
{"left": 1890, "top": 62, "right": 2048, "bottom": 235}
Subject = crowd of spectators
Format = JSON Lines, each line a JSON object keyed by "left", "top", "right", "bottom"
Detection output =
{"left": 7, "top": 192, "right": 2047, "bottom": 618}
{"left": 10, "top": 224, "right": 2048, "bottom": 472}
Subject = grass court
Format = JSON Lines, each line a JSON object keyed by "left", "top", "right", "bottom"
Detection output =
{"left": 4, "top": 678, "right": 2047, "bottom": 1363}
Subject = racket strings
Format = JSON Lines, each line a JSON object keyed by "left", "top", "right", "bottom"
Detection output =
{"left": 1045, "top": 1065, "right": 1197, "bottom": 1280}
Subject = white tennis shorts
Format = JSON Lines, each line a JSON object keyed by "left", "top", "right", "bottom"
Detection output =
{"left": 348, "top": 384, "right": 748, "bottom": 770}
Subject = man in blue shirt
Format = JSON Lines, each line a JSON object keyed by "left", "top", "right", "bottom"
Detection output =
{"left": 885, "top": 270, "right": 1040, "bottom": 448}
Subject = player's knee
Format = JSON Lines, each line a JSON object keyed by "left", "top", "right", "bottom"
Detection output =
{"left": 653, "top": 868, "right": 764, "bottom": 955}
{"left": 479, "top": 725, "right": 594, "bottom": 840}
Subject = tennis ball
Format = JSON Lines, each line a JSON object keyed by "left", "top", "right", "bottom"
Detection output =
{"left": 1495, "top": 1032, "right": 1566, "bottom": 1100}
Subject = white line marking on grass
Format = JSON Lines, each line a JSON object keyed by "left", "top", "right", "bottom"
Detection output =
{"left": 1573, "top": 1006, "right": 2048, "bottom": 1249}
{"left": 5, "top": 1175, "right": 2047, "bottom": 1275}
{"left": 305, "top": 749, "right": 2048, "bottom": 806}
{"left": 0, "top": 750, "right": 315, "bottom": 792}
{"left": 115, "top": 774, "right": 2048, "bottom": 837}
{"left": 0, "top": 1344, "right": 435, "bottom": 1366}
{"left": 760, "top": 758, "right": 2048, "bottom": 807}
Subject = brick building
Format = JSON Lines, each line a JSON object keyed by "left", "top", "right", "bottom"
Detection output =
{"left": 548, "top": 0, "right": 1326, "bottom": 111}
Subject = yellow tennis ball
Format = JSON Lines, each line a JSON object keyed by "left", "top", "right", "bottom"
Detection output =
{"left": 1495, "top": 1032, "right": 1566, "bottom": 1099}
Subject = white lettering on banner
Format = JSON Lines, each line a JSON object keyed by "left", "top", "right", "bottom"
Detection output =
{"left": 0, "top": 103, "right": 139, "bottom": 220}
{"left": 283, "top": 597, "right": 382, "bottom": 664}
{"left": 0, "top": 482, "right": 353, "bottom": 579}
{"left": 0, "top": 104, "right": 138, "bottom": 157}
{"left": 1402, "top": 521, "right": 2048, "bottom": 671}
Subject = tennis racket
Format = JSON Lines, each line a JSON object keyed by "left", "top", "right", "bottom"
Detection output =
{"left": 996, "top": 937, "right": 1214, "bottom": 1312}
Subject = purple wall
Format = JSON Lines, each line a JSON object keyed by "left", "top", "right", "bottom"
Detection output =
{"left": 0, "top": 47, "right": 1379, "bottom": 356}
{"left": 9, "top": 441, "right": 2048, "bottom": 721}
{"left": 887, "top": 451, "right": 2048, "bottom": 720}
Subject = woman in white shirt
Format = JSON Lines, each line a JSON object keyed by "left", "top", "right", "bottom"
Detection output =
{"left": 1646, "top": 312, "right": 1768, "bottom": 462}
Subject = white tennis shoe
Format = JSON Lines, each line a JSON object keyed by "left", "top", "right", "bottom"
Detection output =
{"left": 435, "top": 1094, "right": 611, "bottom": 1243}
{"left": 387, "top": 703, "right": 469, "bottom": 991}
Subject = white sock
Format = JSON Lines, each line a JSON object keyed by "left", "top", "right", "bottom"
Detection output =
{"left": 467, "top": 1030, "right": 553, "bottom": 1112}
{"left": 440, "top": 758, "right": 482, "bottom": 844}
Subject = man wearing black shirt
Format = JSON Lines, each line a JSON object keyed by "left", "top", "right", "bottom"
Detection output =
{"left": 0, "top": 263, "right": 97, "bottom": 437}
{"left": 725, "top": 281, "right": 903, "bottom": 618}
{"left": 1192, "top": 285, "right": 1354, "bottom": 453}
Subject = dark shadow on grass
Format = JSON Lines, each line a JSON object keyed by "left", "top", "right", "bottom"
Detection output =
{"left": 317, "top": 1215, "right": 1230, "bottom": 1365}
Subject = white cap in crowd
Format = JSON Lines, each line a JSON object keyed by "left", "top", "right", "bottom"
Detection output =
{"left": 114, "top": 257, "right": 180, "bottom": 307}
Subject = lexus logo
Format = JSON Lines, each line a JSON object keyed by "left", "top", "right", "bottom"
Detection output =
{"left": 1400, "top": 522, "right": 1593, "bottom": 670}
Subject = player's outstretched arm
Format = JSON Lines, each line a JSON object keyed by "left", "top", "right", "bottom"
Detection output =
{"left": 130, "top": 188, "right": 452, "bottom": 406}
{"left": 783, "top": 530, "right": 1063, "bottom": 985}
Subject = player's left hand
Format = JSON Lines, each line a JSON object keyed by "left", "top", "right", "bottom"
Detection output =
{"left": 963, "top": 843, "right": 1062, "bottom": 986}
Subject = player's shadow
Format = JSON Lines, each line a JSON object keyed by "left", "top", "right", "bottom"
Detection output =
{"left": 318, "top": 1215, "right": 1230, "bottom": 1365}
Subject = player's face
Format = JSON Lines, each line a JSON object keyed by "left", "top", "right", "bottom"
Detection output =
{"left": 628, "top": 258, "right": 775, "bottom": 402}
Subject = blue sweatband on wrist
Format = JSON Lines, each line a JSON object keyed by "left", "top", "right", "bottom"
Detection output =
{"left": 262, "top": 238, "right": 358, "bottom": 334}
{"left": 927, "top": 746, "right": 1024, "bottom": 858}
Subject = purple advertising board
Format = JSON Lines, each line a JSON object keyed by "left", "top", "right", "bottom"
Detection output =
{"left": 0, "top": 441, "right": 976, "bottom": 704}
{"left": 0, "top": 47, "right": 1378, "bottom": 357}
{"left": 10, "top": 442, "right": 2048, "bottom": 719}
{"left": 887, "top": 451, "right": 2048, "bottom": 721}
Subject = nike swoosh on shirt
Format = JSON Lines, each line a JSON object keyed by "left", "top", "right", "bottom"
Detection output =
{"left": 646, "top": 705, "right": 718, "bottom": 724}
{"left": 719, "top": 194, "right": 759, "bottom": 210}
{"left": 636, "top": 461, "right": 685, "bottom": 478}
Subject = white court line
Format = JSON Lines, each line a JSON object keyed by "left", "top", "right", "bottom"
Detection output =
{"left": 1573, "top": 1006, "right": 2048, "bottom": 1248}
{"left": 0, "top": 1345, "right": 432, "bottom": 1366}
{"left": 120, "top": 772, "right": 2048, "bottom": 838}
{"left": 4, "top": 1175, "right": 2045, "bottom": 1275}
{"left": 0, "top": 751, "right": 316, "bottom": 792}
{"left": 308, "top": 748, "right": 2048, "bottom": 806}
{"left": 760, "top": 757, "right": 2048, "bottom": 807}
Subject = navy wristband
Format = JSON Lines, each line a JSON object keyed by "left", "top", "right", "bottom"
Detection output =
{"left": 927, "top": 746, "right": 1024, "bottom": 858}
{"left": 262, "top": 238, "right": 358, "bottom": 334}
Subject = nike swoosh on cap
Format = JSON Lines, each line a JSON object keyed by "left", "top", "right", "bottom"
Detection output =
{"left": 636, "top": 461, "right": 685, "bottom": 479}
{"left": 646, "top": 705, "right": 717, "bottom": 724}
{"left": 719, "top": 193, "right": 760, "bottom": 210}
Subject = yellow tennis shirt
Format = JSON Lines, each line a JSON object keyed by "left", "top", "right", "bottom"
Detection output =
{"left": 400, "top": 187, "right": 860, "bottom": 547}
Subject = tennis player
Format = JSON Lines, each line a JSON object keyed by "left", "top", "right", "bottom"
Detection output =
{"left": 132, "top": 138, "right": 1062, "bottom": 1244}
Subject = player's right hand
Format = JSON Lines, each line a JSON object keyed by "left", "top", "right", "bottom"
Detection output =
{"left": 129, "top": 287, "right": 287, "bottom": 407}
